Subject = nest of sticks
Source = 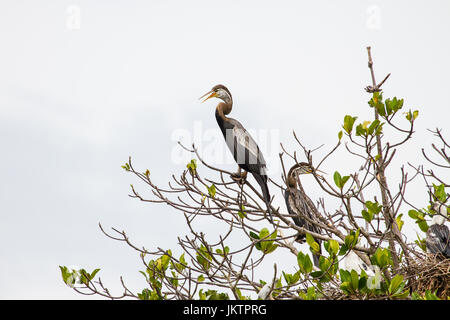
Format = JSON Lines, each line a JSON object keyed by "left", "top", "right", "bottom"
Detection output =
{"left": 319, "top": 253, "right": 449, "bottom": 300}
{"left": 403, "top": 253, "right": 450, "bottom": 299}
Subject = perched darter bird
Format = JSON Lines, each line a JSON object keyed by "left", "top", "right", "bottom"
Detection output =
{"left": 426, "top": 203, "right": 450, "bottom": 259}
{"left": 200, "top": 84, "right": 273, "bottom": 222}
{"left": 284, "top": 162, "right": 324, "bottom": 267}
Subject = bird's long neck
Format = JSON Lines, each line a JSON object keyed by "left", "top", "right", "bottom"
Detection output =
{"left": 215, "top": 102, "right": 232, "bottom": 137}
{"left": 287, "top": 174, "right": 297, "bottom": 188}
{"left": 287, "top": 174, "right": 305, "bottom": 193}
{"left": 216, "top": 100, "right": 232, "bottom": 118}
{"left": 287, "top": 165, "right": 301, "bottom": 188}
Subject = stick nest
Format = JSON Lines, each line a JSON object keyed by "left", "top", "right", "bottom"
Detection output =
{"left": 403, "top": 253, "right": 450, "bottom": 299}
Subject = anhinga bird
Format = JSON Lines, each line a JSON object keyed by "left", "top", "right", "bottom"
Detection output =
{"left": 284, "top": 162, "right": 324, "bottom": 267}
{"left": 200, "top": 84, "right": 273, "bottom": 222}
{"left": 426, "top": 203, "right": 450, "bottom": 258}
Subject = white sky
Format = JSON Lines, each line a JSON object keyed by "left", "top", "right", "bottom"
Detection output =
{"left": 0, "top": 0, "right": 449, "bottom": 299}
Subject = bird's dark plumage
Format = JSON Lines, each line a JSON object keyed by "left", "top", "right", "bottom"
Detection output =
{"left": 203, "top": 84, "right": 272, "bottom": 221}
{"left": 285, "top": 163, "right": 323, "bottom": 267}
{"left": 426, "top": 219, "right": 450, "bottom": 258}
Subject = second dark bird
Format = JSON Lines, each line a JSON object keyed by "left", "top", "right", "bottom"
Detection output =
{"left": 285, "top": 162, "right": 324, "bottom": 267}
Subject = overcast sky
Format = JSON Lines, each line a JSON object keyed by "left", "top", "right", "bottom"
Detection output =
{"left": 0, "top": 0, "right": 449, "bottom": 299}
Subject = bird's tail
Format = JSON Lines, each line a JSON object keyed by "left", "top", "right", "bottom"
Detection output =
{"left": 252, "top": 173, "right": 273, "bottom": 223}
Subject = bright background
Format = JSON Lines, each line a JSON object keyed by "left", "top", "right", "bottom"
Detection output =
{"left": 1, "top": 0, "right": 449, "bottom": 299}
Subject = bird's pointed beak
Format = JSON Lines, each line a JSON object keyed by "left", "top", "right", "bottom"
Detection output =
{"left": 313, "top": 169, "right": 327, "bottom": 181}
{"left": 199, "top": 90, "right": 217, "bottom": 103}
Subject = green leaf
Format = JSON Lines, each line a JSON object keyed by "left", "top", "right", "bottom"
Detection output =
{"left": 89, "top": 268, "right": 100, "bottom": 280}
{"left": 385, "top": 98, "right": 393, "bottom": 115}
{"left": 59, "top": 266, "right": 72, "bottom": 285}
{"left": 186, "top": 159, "right": 197, "bottom": 176}
{"left": 249, "top": 231, "right": 259, "bottom": 240}
{"left": 282, "top": 271, "right": 292, "bottom": 285}
{"left": 417, "top": 220, "right": 429, "bottom": 233}
{"left": 408, "top": 209, "right": 419, "bottom": 220}
{"left": 368, "top": 119, "right": 380, "bottom": 135}
{"left": 343, "top": 115, "right": 357, "bottom": 134}
{"left": 344, "top": 230, "right": 359, "bottom": 250}
{"left": 338, "top": 243, "right": 349, "bottom": 256}
{"left": 329, "top": 239, "right": 339, "bottom": 256}
{"left": 405, "top": 109, "right": 418, "bottom": 123}
{"left": 196, "top": 245, "right": 212, "bottom": 270}
{"left": 237, "top": 205, "right": 246, "bottom": 219}
{"left": 361, "top": 120, "right": 371, "bottom": 130}
{"left": 338, "top": 130, "right": 343, "bottom": 141}
{"left": 355, "top": 123, "right": 366, "bottom": 137}
{"left": 340, "top": 281, "right": 353, "bottom": 295}
{"left": 283, "top": 271, "right": 300, "bottom": 286}
{"left": 376, "top": 102, "right": 386, "bottom": 117}
{"left": 392, "top": 290, "right": 410, "bottom": 299}
{"left": 369, "top": 92, "right": 386, "bottom": 117}
{"left": 305, "top": 233, "right": 320, "bottom": 254}
{"left": 339, "top": 269, "right": 351, "bottom": 283}
{"left": 258, "top": 229, "right": 277, "bottom": 253}
{"left": 79, "top": 269, "right": 89, "bottom": 285}
{"left": 370, "top": 247, "right": 392, "bottom": 269}
{"left": 306, "top": 286, "right": 316, "bottom": 300}
{"left": 341, "top": 175, "right": 350, "bottom": 187}
{"left": 396, "top": 214, "right": 404, "bottom": 231}
{"left": 433, "top": 183, "right": 447, "bottom": 203}
{"left": 358, "top": 275, "right": 367, "bottom": 291}
{"left": 197, "top": 275, "right": 205, "bottom": 282}
{"left": 411, "top": 292, "right": 422, "bottom": 300}
{"left": 291, "top": 271, "right": 300, "bottom": 284}
{"left": 249, "top": 231, "right": 261, "bottom": 250}
{"left": 385, "top": 97, "right": 404, "bottom": 115}
{"left": 366, "top": 201, "right": 382, "bottom": 215}
{"left": 176, "top": 253, "right": 187, "bottom": 272}
{"left": 199, "top": 289, "right": 230, "bottom": 300}
{"left": 375, "top": 122, "right": 384, "bottom": 136}
{"left": 361, "top": 209, "right": 373, "bottom": 222}
{"left": 333, "top": 171, "right": 342, "bottom": 188}
{"left": 405, "top": 110, "right": 412, "bottom": 121}
{"left": 207, "top": 184, "right": 216, "bottom": 198}
{"left": 318, "top": 256, "right": 331, "bottom": 273}
{"left": 333, "top": 171, "right": 349, "bottom": 189}
{"left": 169, "top": 271, "right": 179, "bottom": 287}
{"left": 424, "top": 290, "right": 441, "bottom": 300}
{"left": 350, "top": 270, "right": 359, "bottom": 291}
{"left": 389, "top": 274, "right": 404, "bottom": 295}
{"left": 414, "top": 233, "right": 427, "bottom": 252}
{"left": 325, "top": 239, "right": 339, "bottom": 256}
{"left": 297, "top": 252, "right": 313, "bottom": 274}
{"left": 259, "top": 228, "right": 270, "bottom": 239}
{"left": 138, "top": 289, "right": 152, "bottom": 300}
{"left": 264, "top": 244, "right": 279, "bottom": 254}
